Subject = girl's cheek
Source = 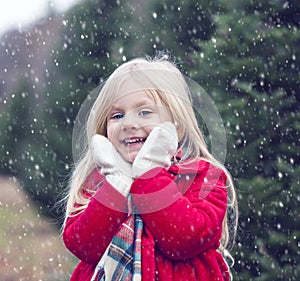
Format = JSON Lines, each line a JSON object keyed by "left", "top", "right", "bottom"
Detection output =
{"left": 106, "top": 124, "right": 115, "bottom": 141}
{"left": 141, "top": 123, "right": 156, "bottom": 134}
{"left": 141, "top": 115, "right": 163, "bottom": 127}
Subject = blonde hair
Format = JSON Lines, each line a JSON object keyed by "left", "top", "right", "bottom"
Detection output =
{"left": 64, "top": 54, "right": 238, "bottom": 263}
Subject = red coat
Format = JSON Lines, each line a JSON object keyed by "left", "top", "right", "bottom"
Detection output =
{"left": 63, "top": 159, "right": 230, "bottom": 281}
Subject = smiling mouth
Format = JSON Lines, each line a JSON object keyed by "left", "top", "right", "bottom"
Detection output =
{"left": 124, "top": 138, "right": 146, "bottom": 145}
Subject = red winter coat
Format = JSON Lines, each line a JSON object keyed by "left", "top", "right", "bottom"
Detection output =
{"left": 63, "top": 159, "right": 230, "bottom": 281}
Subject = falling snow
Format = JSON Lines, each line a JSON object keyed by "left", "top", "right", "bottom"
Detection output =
{"left": 0, "top": 0, "right": 299, "bottom": 280}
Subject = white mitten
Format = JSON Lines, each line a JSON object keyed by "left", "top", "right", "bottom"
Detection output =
{"left": 132, "top": 121, "right": 178, "bottom": 178}
{"left": 91, "top": 135, "right": 133, "bottom": 196}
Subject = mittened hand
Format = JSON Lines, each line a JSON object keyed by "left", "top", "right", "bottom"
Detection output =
{"left": 132, "top": 121, "right": 178, "bottom": 178}
{"left": 91, "top": 135, "right": 133, "bottom": 196}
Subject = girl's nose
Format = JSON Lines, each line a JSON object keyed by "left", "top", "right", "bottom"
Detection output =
{"left": 121, "top": 112, "right": 139, "bottom": 130}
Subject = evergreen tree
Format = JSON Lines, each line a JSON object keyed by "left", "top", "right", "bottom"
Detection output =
{"left": 0, "top": 0, "right": 136, "bottom": 222}
{"left": 0, "top": 81, "right": 32, "bottom": 176}
{"left": 137, "top": 0, "right": 219, "bottom": 64}
{"left": 190, "top": 0, "right": 300, "bottom": 280}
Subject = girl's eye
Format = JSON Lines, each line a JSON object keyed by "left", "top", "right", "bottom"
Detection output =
{"left": 139, "top": 109, "right": 153, "bottom": 116}
{"left": 111, "top": 113, "right": 124, "bottom": 119}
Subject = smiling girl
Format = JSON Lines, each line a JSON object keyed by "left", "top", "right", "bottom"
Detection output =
{"left": 62, "top": 54, "right": 238, "bottom": 281}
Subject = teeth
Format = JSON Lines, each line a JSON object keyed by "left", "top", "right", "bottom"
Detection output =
{"left": 125, "top": 138, "right": 144, "bottom": 144}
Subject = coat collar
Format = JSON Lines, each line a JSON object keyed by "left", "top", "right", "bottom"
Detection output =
{"left": 169, "top": 157, "right": 211, "bottom": 175}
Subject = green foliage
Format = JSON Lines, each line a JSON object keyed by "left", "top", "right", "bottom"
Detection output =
{"left": 144, "top": 0, "right": 218, "bottom": 56}
{"left": 0, "top": 82, "right": 71, "bottom": 217}
{"left": 0, "top": 83, "right": 32, "bottom": 175}
{"left": 1, "top": 0, "right": 137, "bottom": 221}
{"left": 189, "top": 0, "right": 300, "bottom": 279}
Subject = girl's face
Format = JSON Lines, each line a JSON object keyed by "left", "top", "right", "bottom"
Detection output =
{"left": 106, "top": 84, "right": 171, "bottom": 162}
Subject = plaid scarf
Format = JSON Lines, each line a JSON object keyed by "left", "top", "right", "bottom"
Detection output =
{"left": 91, "top": 197, "right": 143, "bottom": 281}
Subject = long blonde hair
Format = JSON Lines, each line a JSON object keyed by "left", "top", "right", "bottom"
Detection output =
{"left": 64, "top": 54, "right": 238, "bottom": 261}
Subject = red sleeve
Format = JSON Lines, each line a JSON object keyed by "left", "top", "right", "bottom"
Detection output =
{"left": 62, "top": 170, "right": 128, "bottom": 265}
{"left": 130, "top": 163, "right": 228, "bottom": 261}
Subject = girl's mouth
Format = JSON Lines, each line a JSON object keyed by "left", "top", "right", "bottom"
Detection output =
{"left": 124, "top": 137, "right": 146, "bottom": 145}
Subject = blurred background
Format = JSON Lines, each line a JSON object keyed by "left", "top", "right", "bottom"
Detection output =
{"left": 0, "top": 0, "right": 299, "bottom": 280}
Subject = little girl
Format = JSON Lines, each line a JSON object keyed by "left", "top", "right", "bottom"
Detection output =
{"left": 63, "top": 54, "right": 238, "bottom": 281}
